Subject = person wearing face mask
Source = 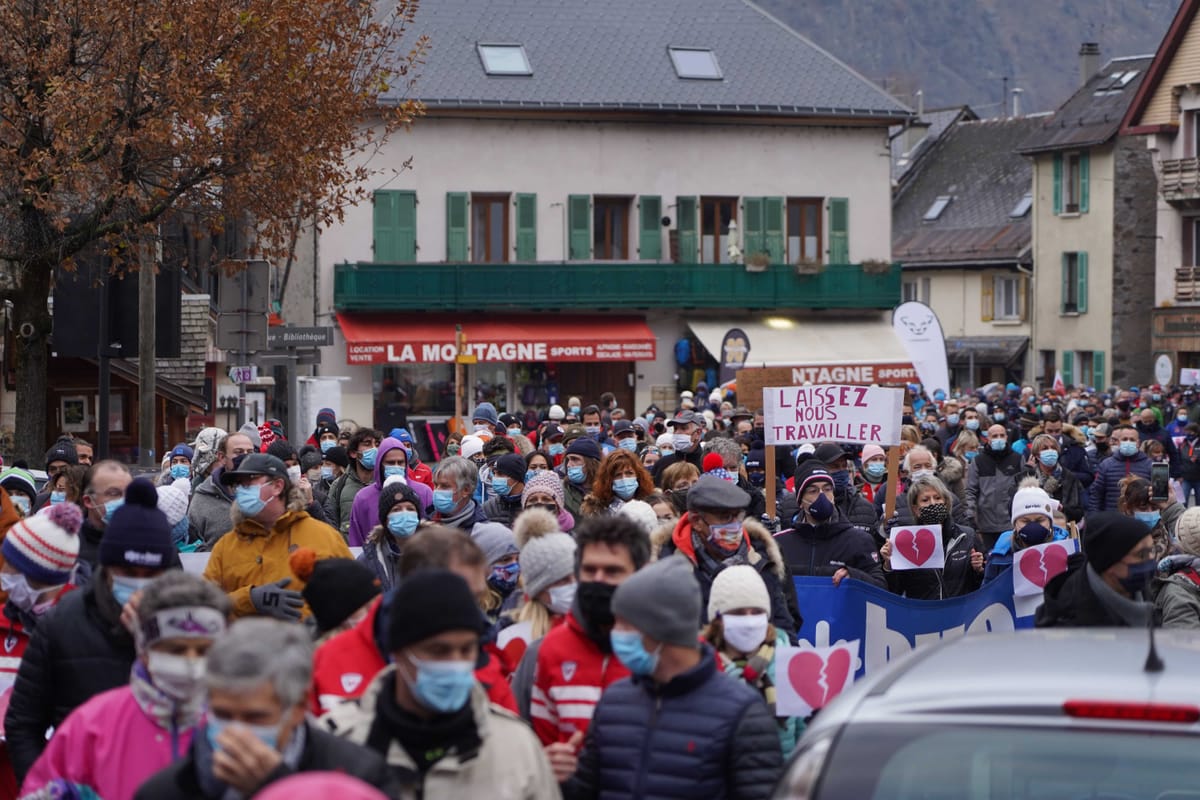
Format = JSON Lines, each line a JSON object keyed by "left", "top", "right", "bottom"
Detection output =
{"left": 776, "top": 462, "right": 886, "bottom": 589}
{"left": 482, "top": 454, "right": 528, "bottom": 527}
{"left": 6, "top": 478, "right": 180, "bottom": 785}
{"left": 580, "top": 450, "right": 654, "bottom": 518}
{"left": 499, "top": 510, "right": 578, "bottom": 701}
{"left": 0, "top": 468, "right": 36, "bottom": 519}
{"left": 540, "top": 423, "right": 568, "bottom": 467}
{"left": 858, "top": 445, "right": 889, "bottom": 504}
{"left": 530, "top": 516, "right": 647, "bottom": 751}
{"left": 317, "top": 444, "right": 348, "bottom": 501}
{"left": 1091, "top": 425, "right": 1153, "bottom": 512}
{"left": 76, "top": 459, "right": 133, "bottom": 567}
{"left": 1023, "top": 434, "right": 1085, "bottom": 525}
{"left": 1085, "top": 422, "right": 1114, "bottom": 475}
{"left": 812, "top": 443, "right": 879, "bottom": 536}
{"left": 702, "top": 565, "right": 803, "bottom": 755}
{"left": 139, "top": 619, "right": 391, "bottom": 799}
{"left": 21, "top": 573, "right": 229, "bottom": 800}
{"left": 1153, "top": 507, "right": 1200, "bottom": 629}
{"left": 650, "top": 474, "right": 800, "bottom": 639}
{"left": 520, "top": 470, "right": 576, "bottom": 534}
{"left": 289, "top": 549, "right": 382, "bottom": 645}
{"left": 560, "top": 437, "right": 602, "bottom": 520}
{"left": 650, "top": 411, "right": 705, "bottom": 485}
{"left": 1136, "top": 406, "right": 1182, "bottom": 479}
{"left": 323, "top": 429, "right": 380, "bottom": 536}
{"left": 470, "top": 402, "right": 501, "bottom": 439}
{"left": 964, "top": 424, "right": 1025, "bottom": 549}
{"left": 471, "top": 522, "right": 521, "bottom": 625}
{"left": 1036, "top": 512, "right": 1160, "bottom": 628}
{"left": 347, "top": 436, "right": 434, "bottom": 548}
{"left": 934, "top": 401, "right": 964, "bottom": 453}
{"left": 1118, "top": 476, "right": 1181, "bottom": 563}
{"left": 388, "top": 427, "right": 435, "bottom": 490}
{"left": 558, "top": 556, "right": 782, "bottom": 797}
{"left": 322, "top": 569, "right": 557, "bottom": 797}
{"left": 610, "top": 419, "right": 640, "bottom": 456}
{"left": 881, "top": 475, "right": 984, "bottom": 599}
{"left": 1179, "top": 423, "right": 1200, "bottom": 508}
{"left": 160, "top": 443, "right": 194, "bottom": 487}
{"left": 429, "top": 456, "right": 488, "bottom": 531}
{"left": 358, "top": 479, "right": 425, "bottom": 592}
{"left": 204, "top": 454, "right": 352, "bottom": 620}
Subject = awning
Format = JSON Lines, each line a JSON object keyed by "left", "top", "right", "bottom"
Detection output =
{"left": 336, "top": 313, "right": 657, "bottom": 365}
{"left": 688, "top": 317, "right": 917, "bottom": 383}
{"left": 945, "top": 336, "right": 1029, "bottom": 367}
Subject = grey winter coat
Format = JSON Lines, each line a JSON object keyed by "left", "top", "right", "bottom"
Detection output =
{"left": 324, "top": 468, "right": 369, "bottom": 535}
{"left": 1156, "top": 572, "right": 1200, "bottom": 629}
{"left": 187, "top": 474, "right": 235, "bottom": 546}
{"left": 965, "top": 447, "right": 1024, "bottom": 534}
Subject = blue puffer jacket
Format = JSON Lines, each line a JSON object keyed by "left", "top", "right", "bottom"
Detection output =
{"left": 564, "top": 644, "right": 782, "bottom": 800}
{"left": 982, "top": 525, "right": 1072, "bottom": 585}
{"left": 1090, "top": 452, "right": 1152, "bottom": 512}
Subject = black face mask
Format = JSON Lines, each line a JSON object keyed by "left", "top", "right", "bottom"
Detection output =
{"left": 575, "top": 581, "right": 617, "bottom": 643}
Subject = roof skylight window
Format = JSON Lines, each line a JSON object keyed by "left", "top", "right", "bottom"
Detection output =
{"left": 669, "top": 47, "right": 722, "bottom": 80}
{"left": 923, "top": 195, "right": 952, "bottom": 221}
{"left": 478, "top": 44, "right": 532, "bottom": 76}
{"left": 1010, "top": 192, "right": 1033, "bottom": 218}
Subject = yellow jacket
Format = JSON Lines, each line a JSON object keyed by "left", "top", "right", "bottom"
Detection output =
{"left": 203, "top": 510, "right": 352, "bottom": 618}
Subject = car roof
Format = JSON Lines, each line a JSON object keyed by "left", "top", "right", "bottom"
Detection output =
{"left": 808, "top": 629, "right": 1200, "bottom": 734}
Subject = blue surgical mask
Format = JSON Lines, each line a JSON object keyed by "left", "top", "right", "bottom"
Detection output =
{"left": 491, "top": 476, "right": 511, "bottom": 497}
{"left": 169, "top": 464, "right": 190, "bottom": 480}
{"left": 618, "top": 438, "right": 638, "bottom": 453}
{"left": 206, "top": 717, "right": 278, "bottom": 753}
{"left": 103, "top": 498, "right": 125, "bottom": 525}
{"left": 863, "top": 461, "right": 886, "bottom": 481}
{"left": 387, "top": 510, "right": 419, "bottom": 538}
{"left": 49, "top": 490, "right": 66, "bottom": 505}
{"left": 433, "top": 489, "right": 457, "bottom": 514}
{"left": 947, "top": 414, "right": 960, "bottom": 427}
{"left": 548, "top": 443, "right": 565, "bottom": 457}
{"left": 1119, "top": 441, "right": 1138, "bottom": 457}
{"left": 567, "top": 465, "right": 586, "bottom": 485}
{"left": 360, "top": 448, "right": 378, "bottom": 469}
{"left": 405, "top": 655, "right": 476, "bottom": 713}
{"left": 384, "top": 465, "right": 406, "bottom": 480}
{"left": 1038, "top": 450, "right": 1059, "bottom": 467}
{"left": 235, "top": 484, "right": 267, "bottom": 516}
{"left": 488, "top": 562, "right": 521, "bottom": 595}
{"left": 507, "top": 427, "right": 523, "bottom": 439}
{"left": 525, "top": 469, "right": 540, "bottom": 483}
{"left": 320, "top": 439, "right": 336, "bottom": 453}
{"left": 964, "top": 450, "right": 978, "bottom": 462}
{"left": 610, "top": 629, "right": 660, "bottom": 677}
{"left": 1134, "top": 510, "right": 1161, "bottom": 528}
{"left": 111, "top": 575, "right": 153, "bottom": 608}
{"left": 585, "top": 425, "right": 602, "bottom": 437}
{"left": 320, "top": 466, "right": 333, "bottom": 481}
{"left": 570, "top": 406, "right": 581, "bottom": 415}
{"left": 965, "top": 419, "right": 980, "bottom": 431}
{"left": 613, "top": 477, "right": 638, "bottom": 499}
{"left": 830, "top": 470, "right": 851, "bottom": 493}
{"left": 990, "top": 439, "right": 1007, "bottom": 452}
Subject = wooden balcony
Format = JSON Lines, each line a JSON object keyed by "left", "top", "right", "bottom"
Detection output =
{"left": 1161, "top": 158, "right": 1200, "bottom": 205}
{"left": 1176, "top": 266, "right": 1200, "bottom": 302}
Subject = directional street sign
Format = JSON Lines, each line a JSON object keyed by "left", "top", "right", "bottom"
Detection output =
{"left": 216, "top": 312, "right": 269, "bottom": 352}
{"left": 267, "top": 326, "right": 334, "bottom": 349}
{"left": 228, "top": 365, "right": 258, "bottom": 384}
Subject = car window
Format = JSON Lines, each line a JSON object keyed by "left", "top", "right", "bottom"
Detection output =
{"left": 812, "top": 724, "right": 1200, "bottom": 800}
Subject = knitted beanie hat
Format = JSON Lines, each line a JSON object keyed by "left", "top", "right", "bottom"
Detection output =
{"left": 1011, "top": 482, "right": 1056, "bottom": 526}
{"left": 514, "top": 508, "right": 577, "bottom": 598}
{"left": 460, "top": 435, "right": 485, "bottom": 460}
{"left": 611, "top": 555, "right": 702, "bottom": 648}
{"left": 2, "top": 503, "right": 83, "bottom": 585}
{"left": 238, "top": 422, "right": 263, "bottom": 450}
{"left": 388, "top": 569, "right": 485, "bottom": 652}
{"left": 156, "top": 479, "right": 191, "bottom": 527}
{"left": 707, "top": 564, "right": 770, "bottom": 620}
{"left": 521, "top": 471, "right": 565, "bottom": 510}
{"left": 493, "top": 454, "right": 527, "bottom": 485}
{"left": 1084, "top": 511, "right": 1154, "bottom": 573}
{"left": 378, "top": 479, "right": 421, "bottom": 526}
{"left": 470, "top": 522, "right": 519, "bottom": 566}
{"left": 616, "top": 499, "right": 658, "bottom": 536}
{"left": 1176, "top": 506, "right": 1200, "bottom": 557}
{"left": 0, "top": 468, "right": 36, "bottom": 501}
{"left": 290, "top": 549, "right": 382, "bottom": 636}
{"left": 99, "top": 478, "right": 175, "bottom": 570}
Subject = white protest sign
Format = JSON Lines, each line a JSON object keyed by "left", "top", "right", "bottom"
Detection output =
{"left": 888, "top": 524, "right": 945, "bottom": 570}
{"left": 763, "top": 384, "right": 904, "bottom": 446}
{"left": 1182, "top": 367, "right": 1200, "bottom": 387}
{"left": 1012, "top": 539, "right": 1078, "bottom": 597}
{"left": 776, "top": 640, "right": 860, "bottom": 717}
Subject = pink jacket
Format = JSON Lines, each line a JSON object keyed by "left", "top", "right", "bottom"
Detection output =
{"left": 21, "top": 686, "right": 194, "bottom": 800}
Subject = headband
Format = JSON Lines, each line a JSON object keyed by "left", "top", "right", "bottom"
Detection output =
{"left": 140, "top": 606, "right": 227, "bottom": 647}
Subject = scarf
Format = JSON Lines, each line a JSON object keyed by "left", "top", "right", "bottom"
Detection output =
{"left": 1085, "top": 564, "right": 1153, "bottom": 627}
{"left": 365, "top": 673, "right": 481, "bottom": 775}
{"left": 194, "top": 719, "right": 308, "bottom": 800}
{"left": 720, "top": 641, "right": 780, "bottom": 722}
{"left": 129, "top": 661, "right": 205, "bottom": 737}
{"left": 436, "top": 500, "right": 479, "bottom": 530}
{"left": 692, "top": 531, "right": 749, "bottom": 576}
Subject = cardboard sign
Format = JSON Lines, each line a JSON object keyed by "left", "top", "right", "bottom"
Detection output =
{"left": 763, "top": 384, "right": 904, "bottom": 446}
{"left": 776, "top": 640, "right": 861, "bottom": 717}
{"left": 1182, "top": 367, "right": 1200, "bottom": 387}
{"left": 888, "top": 525, "right": 945, "bottom": 570}
{"left": 1012, "top": 539, "right": 1078, "bottom": 597}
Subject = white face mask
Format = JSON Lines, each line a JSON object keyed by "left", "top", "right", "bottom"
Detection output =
{"left": 547, "top": 582, "right": 578, "bottom": 615}
{"left": 146, "top": 651, "right": 207, "bottom": 702}
{"left": 0, "top": 572, "right": 55, "bottom": 615}
{"left": 721, "top": 612, "right": 769, "bottom": 655}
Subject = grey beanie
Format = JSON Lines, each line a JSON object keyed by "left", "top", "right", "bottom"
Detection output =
{"left": 514, "top": 508, "right": 577, "bottom": 598}
{"left": 611, "top": 555, "right": 701, "bottom": 649}
{"left": 471, "top": 522, "right": 519, "bottom": 566}
{"left": 238, "top": 422, "right": 262, "bottom": 450}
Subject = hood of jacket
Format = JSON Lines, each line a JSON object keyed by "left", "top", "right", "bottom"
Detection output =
{"left": 372, "top": 437, "right": 406, "bottom": 489}
{"left": 196, "top": 471, "right": 232, "bottom": 501}
{"left": 650, "top": 516, "right": 785, "bottom": 578}
{"left": 1028, "top": 424, "right": 1088, "bottom": 447}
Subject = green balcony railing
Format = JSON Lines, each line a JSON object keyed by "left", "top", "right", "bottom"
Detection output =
{"left": 333, "top": 261, "right": 901, "bottom": 312}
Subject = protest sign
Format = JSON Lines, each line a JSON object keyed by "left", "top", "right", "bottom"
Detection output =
{"left": 762, "top": 384, "right": 904, "bottom": 447}
{"left": 776, "top": 640, "right": 860, "bottom": 717}
{"left": 888, "top": 524, "right": 945, "bottom": 570}
{"left": 1182, "top": 367, "right": 1200, "bottom": 387}
{"left": 1012, "top": 539, "right": 1078, "bottom": 597}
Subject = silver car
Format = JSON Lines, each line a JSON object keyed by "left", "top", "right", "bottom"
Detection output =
{"left": 774, "top": 629, "right": 1200, "bottom": 799}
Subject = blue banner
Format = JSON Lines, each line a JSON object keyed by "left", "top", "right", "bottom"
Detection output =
{"left": 793, "top": 568, "right": 1035, "bottom": 678}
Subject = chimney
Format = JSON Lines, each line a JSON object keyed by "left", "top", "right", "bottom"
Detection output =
{"left": 1012, "top": 88, "right": 1024, "bottom": 118}
{"left": 1080, "top": 42, "right": 1101, "bottom": 87}
{"left": 915, "top": 88, "right": 924, "bottom": 117}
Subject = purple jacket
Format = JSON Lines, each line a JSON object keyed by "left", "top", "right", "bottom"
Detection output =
{"left": 347, "top": 437, "right": 432, "bottom": 546}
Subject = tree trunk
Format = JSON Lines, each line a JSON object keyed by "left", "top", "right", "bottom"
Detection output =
{"left": 11, "top": 265, "right": 52, "bottom": 466}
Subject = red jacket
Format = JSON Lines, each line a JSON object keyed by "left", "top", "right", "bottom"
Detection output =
{"left": 530, "top": 611, "right": 629, "bottom": 746}
{"left": 407, "top": 461, "right": 434, "bottom": 490}
{"left": 311, "top": 596, "right": 516, "bottom": 715}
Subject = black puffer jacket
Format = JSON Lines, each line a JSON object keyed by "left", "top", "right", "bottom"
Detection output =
{"left": 1035, "top": 553, "right": 1157, "bottom": 628}
{"left": 885, "top": 522, "right": 983, "bottom": 600}
{"left": 834, "top": 487, "right": 878, "bottom": 535}
{"left": 564, "top": 645, "right": 782, "bottom": 800}
{"left": 5, "top": 568, "right": 136, "bottom": 783}
{"left": 775, "top": 516, "right": 886, "bottom": 588}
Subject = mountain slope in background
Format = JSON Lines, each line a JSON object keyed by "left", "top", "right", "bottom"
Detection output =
{"left": 756, "top": 0, "right": 1177, "bottom": 113}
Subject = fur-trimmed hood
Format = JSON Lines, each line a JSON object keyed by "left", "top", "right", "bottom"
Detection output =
{"left": 1028, "top": 423, "right": 1088, "bottom": 446}
{"left": 649, "top": 516, "right": 785, "bottom": 579}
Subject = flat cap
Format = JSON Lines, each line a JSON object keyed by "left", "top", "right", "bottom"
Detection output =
{"left": 687, "top": 474, "right": 750, "bottom": 511}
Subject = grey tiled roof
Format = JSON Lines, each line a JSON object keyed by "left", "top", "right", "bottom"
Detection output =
{"left": 891, "top": 106, "right": 978, "bottom": 183}
{"left": 1018, "top": 56, "right": 1154, "bottom": 154}
{"left": 384, "top": 0, "right": 909, "bottom": 119}
{"left": 893, "top": 116, "right": 1043, "bottom": 267}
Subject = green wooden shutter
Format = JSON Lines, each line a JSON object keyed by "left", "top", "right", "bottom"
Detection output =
{"left": 1092, "top": 351, "right": 1105, "bottom": 389}
{"left": 372, "top": 191, "right": 416, "bottom": 262}
{"left": 568, "top": 195, "right": 590, "bottom": 260}
{"left": 638, "top": 196, "right": 662, "bottom": 260}
{"left": 446, "top": 192, "right": 468, "bottom": 261}
{"left": 1052, "top": 154, "right": 1063, "bottom": 215}
{"left": 676, "top": 196, "right": 698, "bottom": 262}
{"left": 981, "top": 275, "right": 994, "bottom": 321}
{"left": 828, "top": 197, "right": 849, "bottom": 263}
{"left": 764, "top": 196, "right": 785, "bottom": 263}
{"left": 515, "top": 193, "right": 537, "bottom": 261}
{"left": 742, "top": 197, "right": 764, "bottom": 256}
{"left": 1062, "top": 351, "right": 1074, "bottom": 388}
{"left": 1061, "top": 254, "right": 1070, "bottom": 313}
{"left": 1076, "top": 251, "right": 1089, "bottom": 313}
{"left": 1079, "top": 152, "right": 1090, "bottom": 214}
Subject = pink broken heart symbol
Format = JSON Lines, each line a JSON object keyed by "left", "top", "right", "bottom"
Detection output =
{"left": 1018, "top": 543, "right": 1070, "bottom": 588}
{"left": 894, "top": 528, "right": 937, "bottom": 567}
{"left": 786, "top": 648, "right": 852, "bottom": 710}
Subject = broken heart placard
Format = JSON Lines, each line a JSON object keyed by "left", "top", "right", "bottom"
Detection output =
{"left": 889, "top": 525, "right": 944, "bottom": 570}
{"left": 1012, "top": 539, "right": 1079, "bottom": 596}
{"left": 777, "top": 640, "right": 861, "bottom": 717}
